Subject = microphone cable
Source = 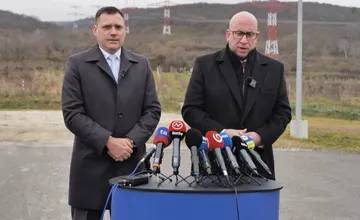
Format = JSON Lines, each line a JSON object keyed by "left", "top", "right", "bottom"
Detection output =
{"left": 100, "top": 163, "right": 140, "bottom": 220}
{"left": 225, "top": 178, "right": 241, "bottom": 220}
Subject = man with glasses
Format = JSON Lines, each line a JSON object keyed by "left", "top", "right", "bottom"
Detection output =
{"left": 181, "top": 11, "right": 291, "bottom": 180}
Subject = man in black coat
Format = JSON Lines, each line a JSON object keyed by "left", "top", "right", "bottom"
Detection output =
{"left": 181, "top": 11, "right": 291, "bottom": 180}
{"left": 61, "top": 7, "right": 161, "bottom": 220}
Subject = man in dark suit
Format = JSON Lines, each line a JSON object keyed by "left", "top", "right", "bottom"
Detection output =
{"left": 61, "top": 6, "right": 161, "bottom": 220}
{"left": 181, "top": 11, "right": 291, "bottom": 180}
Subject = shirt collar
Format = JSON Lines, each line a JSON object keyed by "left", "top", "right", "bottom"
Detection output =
{"left": 226, "top": 43, "right": 256, "bottom": 68}
{"left": 98, "top": 45, "right": 121, "bottom": 60}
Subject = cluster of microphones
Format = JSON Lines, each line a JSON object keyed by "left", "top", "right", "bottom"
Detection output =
{"left": 135, "top": 120, "right": 273, "bottom": 187}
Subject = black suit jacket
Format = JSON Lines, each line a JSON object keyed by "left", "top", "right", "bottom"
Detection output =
{"left": 61, "top": 45, "right": 161, "bottom": 210}
{"left": 181, "top": 47, "right": 291, "bottom": 180}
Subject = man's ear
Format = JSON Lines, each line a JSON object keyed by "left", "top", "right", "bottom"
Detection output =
{"left": 92, "top": 24, "right": 97, "bottom": 36}
{"left": 225, "top": 29, "right": 231, "bottom": 42}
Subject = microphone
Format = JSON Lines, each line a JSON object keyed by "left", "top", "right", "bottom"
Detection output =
{"left": 245, "top": 76, "right": 257, "bottom": 88}
{"left": 198, "top": 136, "right": 212, "bottom": 175}
{"left": 239, "top": 135, "right": 272, "bottom": 176}
{"left": 184, "top": 128, "right": 203, "bottom": 183}
{"left": 206, "top": 131, "right": 230, "bottom": 183}
{"left": 152, "top": 127, "right": 171, "bottom": 174}
{"left": 119, "top": 70, "right": 125, "bottom": 79}
{"left": 168, "top": 120, "right": 187, "bottom": 175}
{"left": 137, "top": 145, "right": 156, "bottom": 169}
{"left": 136, "top": 126, "right": 169, "bottom": 168}
{"left": 219, "top": 131, "right": 241, "bottom": 175}
{"left": 231, "top": 136, "right": 259, "bottom": 175}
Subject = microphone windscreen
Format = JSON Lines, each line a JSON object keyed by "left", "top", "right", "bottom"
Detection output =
{"left": 198, "top": 136, "right": 209, "bottom": 152}
{"left": 239, "top": 135, "right": 255, "bottom": 149}
{"left": 205, "top": 131, "right": 224, "bottom": 151}
{"left": 231, "top": 136, "right": 245, "bottom": 148}
{"left": 185, "top": 128, "right": 203, "bottom": 149}
{"left": 154, "top": 126, "right": 170, "bottom": 147}
{"left": 168, "top": 120, "right": 187, "bottom": 140}
{"left": 219, "top": 131, "right": 232, "bottom": 148}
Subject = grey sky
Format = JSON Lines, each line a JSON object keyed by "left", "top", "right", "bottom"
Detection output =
{"left": 1, "top": 0, "right": 359, "bottom": 21}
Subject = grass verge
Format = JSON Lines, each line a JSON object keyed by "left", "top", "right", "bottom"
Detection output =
{"left": 274, "top": 116, "right": 360, "bottom": 153}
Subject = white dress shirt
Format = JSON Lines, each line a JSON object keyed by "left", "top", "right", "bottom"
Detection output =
{"left": 99, "top": 46, "right": 121, "bottom": 76}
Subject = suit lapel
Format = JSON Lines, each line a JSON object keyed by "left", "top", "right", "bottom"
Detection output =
{"left": 96, "top": 59, "right": 115, "bottom": 82}
{"left": 119, "top": 48, "right": 135, "bottom": 79}
{"left": 85, "top": 45, "right": 116, "bottom": 83}
{"left": 240, "top": 52, "right": 267, "bottom": 125}
{"left": 217, "top": 48, "right": 244, "bottom": 112}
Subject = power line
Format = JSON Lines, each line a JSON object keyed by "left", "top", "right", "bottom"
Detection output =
{"left": 67, "top": 5, "right": 84, "bottom": 29}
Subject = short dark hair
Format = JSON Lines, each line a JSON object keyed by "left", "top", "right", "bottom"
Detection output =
{"left": 95, "top": 6, "right": 124, "bottom": 23}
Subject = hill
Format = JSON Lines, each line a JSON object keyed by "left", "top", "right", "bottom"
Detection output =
{"left": 0, "top": 2, "right": 360, "bottom": 120}
{"left": 1, "top": 2, "right": 360, "bottom": 75}
{"left": 56, "top": 2, "right": 360, "bottom": 28}
{"left": 0, "top": 9, "right": 60, "bottom": 31}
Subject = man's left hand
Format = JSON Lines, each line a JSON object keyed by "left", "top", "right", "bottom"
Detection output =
{"left": 243, "top": 132, "right": 261, "bottom": 146}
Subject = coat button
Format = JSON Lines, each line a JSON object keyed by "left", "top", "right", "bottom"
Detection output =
{"left": 118, "top": 113, "right": 123, "bottom": 118}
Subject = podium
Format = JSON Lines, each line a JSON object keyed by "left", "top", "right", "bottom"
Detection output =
{"left": 109, "top": 175, "right": 283, "bottom": 220}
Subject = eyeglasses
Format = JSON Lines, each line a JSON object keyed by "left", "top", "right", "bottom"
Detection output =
{"left": 229, "top": 30, "right": 259, "bottom": 40}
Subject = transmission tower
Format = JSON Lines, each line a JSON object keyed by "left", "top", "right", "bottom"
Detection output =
{"left": 241, "top": 0, "right": 295, "bottom": 60}
{"left": 121, "top": 6, "right": 144, "bottom": 34}
{"left": 163, "top": 2, "right": 171, "bottom": 35}
{"left": 118, "top": 0, "right": 145, "bottom": 34}
{"left": 148, "top": 1, "right": 182, "bottom": 35}
{"left": 93, "top": 2, "right": 138, "bottom": 34}
{"left": 68, "top": 5, "right": 84, "bottom": 29}
{"left": 123, "top": 0, "right": 130, "bottom": 33}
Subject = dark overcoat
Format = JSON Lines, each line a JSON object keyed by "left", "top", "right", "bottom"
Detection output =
{"left": 181, "top": 47, "right": 292, "bottom": 180}
{"left": 61, "top": 45, "right": 161, "bottom": 210}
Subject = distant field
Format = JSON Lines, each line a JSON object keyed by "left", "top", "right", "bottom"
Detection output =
{"left": 1, "top": 70, "right": 359, "bottom": 120}
{"left": 1, "top": 69, "right": 360, "bottom": 153}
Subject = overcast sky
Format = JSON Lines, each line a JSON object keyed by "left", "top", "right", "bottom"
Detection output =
{"left": 1, "top": 0, "right": 359, "bottom": 21}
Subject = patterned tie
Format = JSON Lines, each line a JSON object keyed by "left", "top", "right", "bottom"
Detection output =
{"left": 240, "top": 59, "right": 247, "bottom": 74}
{"left": 107, "top": 54, "right": 118, "bottom": 82}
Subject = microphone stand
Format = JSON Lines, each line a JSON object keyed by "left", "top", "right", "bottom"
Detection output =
{"left": 132, "top": 157, "right": 172, "bottom": 186}
{"left": 192, "top": 172, "right": 223, "bottom": 188}
{"left": 160, "top": 168, "right": 192, "bottom": 187}
{"left": 130, "top": 160, "right": 153, "bottom": 176}
{"left": 183, "top": 164, "right": 205, "bottom": 187}
{"left": 152, "top": 155, "right": 173, "bottom": 186}
{"left": 233, "top": 155, "right": 265, "bottom": 185}
{"left": 198, "top": 160, "right": 229, "bottom": 187}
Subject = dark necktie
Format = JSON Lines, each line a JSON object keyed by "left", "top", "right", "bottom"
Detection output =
{"left": 241, "top": 59, "right": 246, "bottom": 73}
{"left": 240, "top": 59, "right": 247, "bottom": 95}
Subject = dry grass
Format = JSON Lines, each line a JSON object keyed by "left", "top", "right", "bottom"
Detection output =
{"left": 274, "top": 116, "right": 360, "bottom": 153}
{"left": 0, "top": 63, "right": 360, "bottom": 153}
{"left": 1, "top": 66, "right": 360, "bottom": 120}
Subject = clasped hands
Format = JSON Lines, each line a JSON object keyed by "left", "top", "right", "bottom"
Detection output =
{"left": 223, "top": 128, "right": 261, "bottom": 146}
{"left": 106, "top": 136, "right": 133, "bottom": 162}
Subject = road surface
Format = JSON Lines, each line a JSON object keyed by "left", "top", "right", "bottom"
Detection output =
{"left": 0, "top": 111, "right": 359, "bottom": 220}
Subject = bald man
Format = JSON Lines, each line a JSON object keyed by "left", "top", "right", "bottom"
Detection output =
{"left": 181, "top": 11, "right": 291, "bottom": 180}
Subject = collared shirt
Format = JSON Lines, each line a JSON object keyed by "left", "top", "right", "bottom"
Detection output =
{"left": 99, "top": 45, "right": 121, "bottom": 75}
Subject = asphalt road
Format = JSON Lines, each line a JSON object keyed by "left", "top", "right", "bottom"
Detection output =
{"left": 0, "top": 142, "right": 360, "bottom": 220}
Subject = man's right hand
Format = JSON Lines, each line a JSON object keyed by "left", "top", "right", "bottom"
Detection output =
{"left": 106, "top": 136, "right": 133, "bottom": 162}
{"left": 223, "top": 128, "right": 247, "bottom": 137}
